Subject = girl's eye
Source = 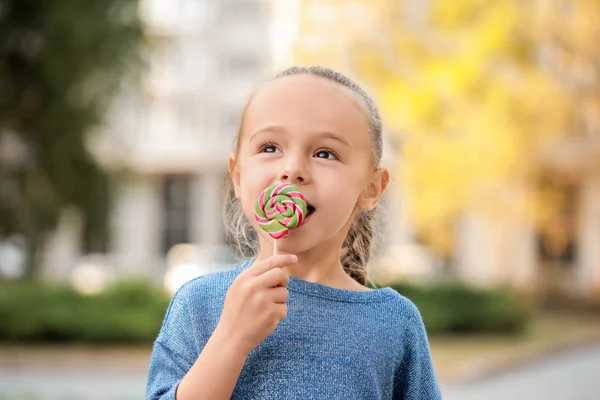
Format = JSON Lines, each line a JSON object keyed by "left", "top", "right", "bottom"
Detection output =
{"left": 258, "top": 143, "right": 280, "bottom": 154}
{"left": 314, "top": 149, "right": 338, "bottom": 160}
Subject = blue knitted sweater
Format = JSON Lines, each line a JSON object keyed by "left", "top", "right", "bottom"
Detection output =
{"left": 146, "top": 263, "right": 441, "bottom": 399}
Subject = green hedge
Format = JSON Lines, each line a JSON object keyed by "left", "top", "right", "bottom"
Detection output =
{"left": 0, "top": 279, "right": 530, "bottom": 344}
{"left": 0, "top": 281, "right": 170, "bottom": 344}
{"left": 388, "top": 281, "right": 531, "bottom": 334}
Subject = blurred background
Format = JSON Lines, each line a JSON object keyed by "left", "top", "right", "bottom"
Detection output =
{"left": 1, "top": 0, "right": 600, "bottom": 399}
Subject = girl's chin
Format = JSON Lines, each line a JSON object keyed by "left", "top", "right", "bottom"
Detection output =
{"left": 271, "top": 232, "right": 313, "bottom": 253}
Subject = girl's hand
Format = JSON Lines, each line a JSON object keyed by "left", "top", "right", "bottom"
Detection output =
{"left": 214, "top": 254, "right": 297, "bottom": 355}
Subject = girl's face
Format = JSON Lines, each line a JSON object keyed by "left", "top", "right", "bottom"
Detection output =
{"left": 229, "top": 74, "right": 388, "bottom": 255}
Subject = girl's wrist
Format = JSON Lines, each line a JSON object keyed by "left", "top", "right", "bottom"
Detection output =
{"left": 212, "top": 323, "right": 253, "bottom": 357}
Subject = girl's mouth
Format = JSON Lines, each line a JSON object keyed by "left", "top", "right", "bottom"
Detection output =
{"left": 307, "top": 204, "right": 316, "bottom": 217}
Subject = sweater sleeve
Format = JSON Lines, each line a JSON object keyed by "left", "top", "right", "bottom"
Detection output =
{"left": 146, "top": 284, "right": 198, "bottom": 400}
{"left": 393, "top": 302, "right": 442, "bottom": 400}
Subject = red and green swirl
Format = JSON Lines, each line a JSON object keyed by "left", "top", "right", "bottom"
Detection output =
{"left": 254, "top": 184, "right": 308, "bottom": 239}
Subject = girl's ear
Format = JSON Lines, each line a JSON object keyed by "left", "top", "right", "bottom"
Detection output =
{"left": 357, "top": 168, "right": 390, "bottom": 211}
{"left": 228, "top": 154, "right": 241, "bottom": 198}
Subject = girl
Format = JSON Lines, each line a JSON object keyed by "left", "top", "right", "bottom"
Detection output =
{"left": 146, "top": 66, "right": 441, "bottom": 399}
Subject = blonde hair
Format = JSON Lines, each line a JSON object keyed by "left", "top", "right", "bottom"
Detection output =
{"left": 223, "top": 66, "right": 384, "bottom": 285}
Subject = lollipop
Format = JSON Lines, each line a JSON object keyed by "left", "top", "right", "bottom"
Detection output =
{"left": 254, "top": 184, "right": 308, "bottom": 253}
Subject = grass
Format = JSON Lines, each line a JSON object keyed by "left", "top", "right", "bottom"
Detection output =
{"left": 430, "top": 312, "right": 600, "bottom": 383}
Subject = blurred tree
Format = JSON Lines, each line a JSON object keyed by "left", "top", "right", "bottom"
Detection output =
{"left": 292, "top": 0, "right": 600, "bottom": 257}
{"left": 0, "top": 0, "right": 144, "bottom": 273}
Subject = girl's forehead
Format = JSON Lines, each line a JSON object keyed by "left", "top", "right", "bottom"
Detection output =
{"left": 242, "top": 74, "right": 370, "bottom": 140}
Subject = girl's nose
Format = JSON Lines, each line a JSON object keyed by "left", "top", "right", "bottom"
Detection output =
{"left": 280, "top": 172, "right": 304, "bottom": 184}
{"left": 279, "top": 159, "right": 309, "bottom": 185}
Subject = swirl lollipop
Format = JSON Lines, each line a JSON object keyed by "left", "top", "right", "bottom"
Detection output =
{"left": 255, "top": 183, "right": 308, "bottom": 253}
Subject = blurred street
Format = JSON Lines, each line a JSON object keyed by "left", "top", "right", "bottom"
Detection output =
{"left": 443, "top": 344, "right": 600, "bottom": 400}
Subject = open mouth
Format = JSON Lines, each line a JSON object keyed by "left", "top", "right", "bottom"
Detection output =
{"left": 307, "top": 204, "right": 316, "bottom": 216}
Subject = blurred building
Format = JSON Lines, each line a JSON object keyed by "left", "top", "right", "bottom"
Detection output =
{"left": 455, "top": 33, "right": 600, "bottom": 299}
{"left": 456, "top": 141, "right": 600, "bottom": 299}
{"left": 42, "top": 0, "right": 271, "bottom": 285}
{"left": 462, "top": 150, "right": 599, "bottom": 294}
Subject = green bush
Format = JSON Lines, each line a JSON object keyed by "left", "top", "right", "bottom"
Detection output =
{"left": 0, "top": 280, "right": 170, "bottom": 344}
{"left": 388, "top": 281, "right": 531, "bottom": 335}
{"left": 0, "top": 278, "right": 531, "bottom": 343}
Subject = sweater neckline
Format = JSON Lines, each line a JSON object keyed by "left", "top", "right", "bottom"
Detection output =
{"left": 239, "top": 261, "right": 395, "bottom": 303}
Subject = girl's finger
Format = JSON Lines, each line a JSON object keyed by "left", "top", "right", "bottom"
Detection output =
{"left": 268, "top": 286, "right": 289, "bottom": 304}
{"left": 254, "top": 267, "right": 290, "bottom": 289}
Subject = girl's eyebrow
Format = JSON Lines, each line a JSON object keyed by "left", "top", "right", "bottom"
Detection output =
{"left": 249, "top": 126, "right": 284, "bottom": 141}
{"left": 320, "top": 132, "right": 352, "bottom": 149}
{"left": 249, "top": 126, "right": 352, "bottom": 148}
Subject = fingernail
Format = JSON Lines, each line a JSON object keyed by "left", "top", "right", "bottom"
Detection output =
{"left": 291, "top": 255, "right": 298, "bottom": 262}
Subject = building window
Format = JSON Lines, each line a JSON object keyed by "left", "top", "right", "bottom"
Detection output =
{"left": 162, "top": 174, "right": 191, "bottom": 254}
{"left": 537, "top": 183, "right": 577, "bottom": 265}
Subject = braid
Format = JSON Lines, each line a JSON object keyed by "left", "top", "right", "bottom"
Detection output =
{"left": 340, "top": 208, "right": 379, "bottom": 285}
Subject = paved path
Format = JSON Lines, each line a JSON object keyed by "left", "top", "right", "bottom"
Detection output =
{"left": 0, "top": 346, "right": 149, "bottom": 400}
{"left": 442, "top": 344, "right": 600, "bottom": 400}
{"left": 0, "top": 370, "right": 146, "bottom": 400}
